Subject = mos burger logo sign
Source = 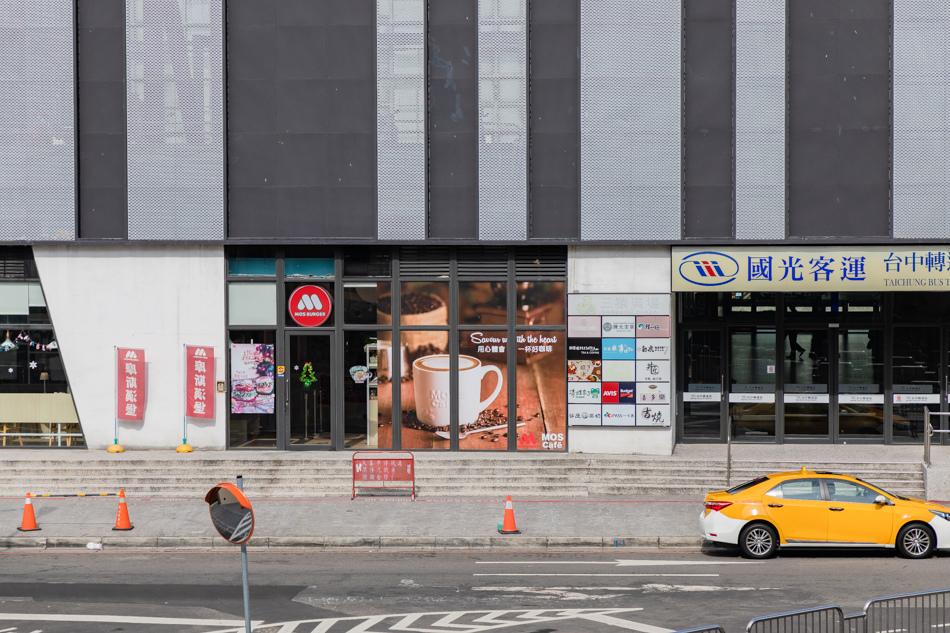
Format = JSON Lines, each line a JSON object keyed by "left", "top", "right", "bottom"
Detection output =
{"left": 288, "top": 285, "right": 332, "bottom": 327}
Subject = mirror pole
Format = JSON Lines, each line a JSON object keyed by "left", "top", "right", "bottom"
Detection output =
{"left": 237, "top": 475, "right": 251, "bottom": 633}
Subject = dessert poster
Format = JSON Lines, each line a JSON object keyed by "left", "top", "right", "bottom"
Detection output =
{"left": 230, "top": 343, "right": 276, "bottom": 414}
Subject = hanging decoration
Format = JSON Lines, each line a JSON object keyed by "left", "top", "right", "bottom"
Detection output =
{"left": 299, "top": 362, "right": 316, "bottom": 389}
{"left": 0, "top": 331, "right": 56, "bottom": 353}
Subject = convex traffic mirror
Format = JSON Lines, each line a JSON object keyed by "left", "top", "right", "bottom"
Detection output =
{"left": 205, "top": 482, "right": 255, "bottom": 544}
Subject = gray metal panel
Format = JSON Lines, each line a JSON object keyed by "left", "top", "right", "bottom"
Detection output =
{"left": 735, "top": 0, "right": 786, "bottom": 240}
{"left": 478, "top": 0, "right": 527, "bottom": 240}
{"left": 377, "top": 0, "right": 425, "bottom": 240}
{"left": 126, "top": 0, "right": 224, "bottom": 240}
{"left": 0, "top": 1, "right": 75, "bottom": 241}
{"left": 580, "top": 0, "right": 681, "bottom": 241}
{"left": 894, "top": 0, "right": 950, "bottom": 239}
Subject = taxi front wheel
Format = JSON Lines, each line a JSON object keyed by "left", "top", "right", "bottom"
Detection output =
{"left": 896, "top": 523, "right": 934, "bottom": 559}
{"left": 739, "top": 522, "right": 778, "bottom": 559}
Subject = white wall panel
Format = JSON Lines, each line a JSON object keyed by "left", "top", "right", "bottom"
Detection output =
{"left": 735, "top": 0, "right": 786, "bottom": 240}
{"left": 34, "top": 245, "right": 226, "bottom": 449}
{"left": 580, "top": 0, "right": 681, "bottom": 241}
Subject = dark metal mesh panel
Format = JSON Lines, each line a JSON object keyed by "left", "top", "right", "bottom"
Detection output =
{"left": 515, "top": 246, "right": 566, "bottom": 278}
{"left": 580, "top": 0, "right": 681, "bottom": 240}
{"left": 399, "top": 246, "right": 451, "bottom": 277}
{"left": 893, "top": 0, "right": 950, "bottom": 239}
{"left": 458, "top": 246, "right": 508, "bottom": 278}
{"left": 0, "top": 1, "right": 75, "bottom": 240}
{"left": 126, "top": 0, "right": 224, "bottom": 240}
{"left": 377, "top": 0, "right": 427, "bottom": 240}
{"left": 478, "top": 0, "right": 527, "bottom": 240}
{"left": 735, "top": 0, "right": 786, "bottom": 240}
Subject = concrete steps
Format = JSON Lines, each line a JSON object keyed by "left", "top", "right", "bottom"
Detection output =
{"left": 0, "top": 451, "right": 926, "bottom": 498}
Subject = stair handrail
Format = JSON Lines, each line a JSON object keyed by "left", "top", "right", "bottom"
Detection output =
{"left": 924, "top": 407, "right": 950, "bottom": 467}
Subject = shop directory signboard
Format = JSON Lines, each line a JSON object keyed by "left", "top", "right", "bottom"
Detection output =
{"left": 567, "top": 294, "right": 672, "bottom": 428}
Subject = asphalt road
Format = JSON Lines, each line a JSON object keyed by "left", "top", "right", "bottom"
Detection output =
{"left": 0, "top": 546, "right": 948, "bottom": 633}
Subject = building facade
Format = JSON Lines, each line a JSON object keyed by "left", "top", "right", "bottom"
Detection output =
{"left": 1, "top": 0, "right": 949, "bottom": 453}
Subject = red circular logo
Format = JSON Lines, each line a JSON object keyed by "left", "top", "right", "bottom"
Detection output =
{"left": 288, "top": 285, "right": 333, "bottom": 327}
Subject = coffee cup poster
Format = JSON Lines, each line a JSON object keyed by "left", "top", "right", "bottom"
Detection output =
{"left": 230, "top": 343, "right": 276, "bottom": 414}
{"left": 374, "top": 281, "right": 566, "bottom": 450}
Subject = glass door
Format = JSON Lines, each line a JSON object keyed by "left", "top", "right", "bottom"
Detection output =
{"left": 681, "top": 329, "right": 724, "bottom": 440}
{"left": 729, "top": 327, "right": 777, "bottom": 440}
{"left": 892, "top": 326, "right": 940, "bottom": 443}
{"left": 783, "top": 328, "right": 831, "bottom": 438}
{"left": 285, "top": 332, "right": 334, "bottom": 447}
{"left": 837, "top": 328, "right": 885, "bottom": 439}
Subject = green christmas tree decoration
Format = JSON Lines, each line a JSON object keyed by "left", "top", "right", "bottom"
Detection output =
{"left": 300, "top": 362, "right": 316, "bottom": 389}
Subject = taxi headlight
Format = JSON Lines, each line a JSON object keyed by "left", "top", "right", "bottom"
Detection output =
{"left": 929, "top": 510, "right": 950, "bottom": 521}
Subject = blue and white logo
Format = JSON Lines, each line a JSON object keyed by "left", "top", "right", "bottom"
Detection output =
{"left": 678, "top": 251, "right": 739, "bottom": 287}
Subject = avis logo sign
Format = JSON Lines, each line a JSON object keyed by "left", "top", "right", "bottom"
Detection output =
{"left": 678, "top": 251, "right": 739, "bottom": 287}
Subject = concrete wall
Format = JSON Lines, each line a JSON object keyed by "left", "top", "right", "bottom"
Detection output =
{"left": 567, "top": 245, "right": 675, "bottom": 456}
{"left": 33, "top": 245, "right": 226, "bottom": 450}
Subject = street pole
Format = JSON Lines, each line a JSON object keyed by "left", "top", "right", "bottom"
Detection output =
{"left": 236, "top": 475, "right": 251, "bottom": 633}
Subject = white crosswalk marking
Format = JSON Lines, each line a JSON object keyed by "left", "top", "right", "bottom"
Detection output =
{"left": 203, "top": 608, "right": 659, "bottom": 633}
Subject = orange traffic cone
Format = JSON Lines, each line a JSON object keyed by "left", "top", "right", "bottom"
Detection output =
{"left": 113, "top": 488, "right": 133, "bottom": 531}
{"left": 497, "top": 495, "right": 520, "bottom": 534}
{"left": 17, "top": 493, "right": 40, "bottom": 532}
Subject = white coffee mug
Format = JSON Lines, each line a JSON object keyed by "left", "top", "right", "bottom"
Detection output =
{"left": 412, "top": 354, "right": 503, "bottom": 426}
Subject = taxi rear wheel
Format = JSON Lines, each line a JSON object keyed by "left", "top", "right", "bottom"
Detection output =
{"left": 896, "top": 523, "right": 934, "bottom": 559}
{"left": 739, "top": 522, "right": 778, "bottom": 559}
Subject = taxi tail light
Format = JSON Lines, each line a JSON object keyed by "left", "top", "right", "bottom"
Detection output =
{"left": 704, "top": 501, "right": 733, "bottom": 512}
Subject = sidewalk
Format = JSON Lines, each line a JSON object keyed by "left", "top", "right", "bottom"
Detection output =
{"left": 0, "top": 493, "right": 703, "bottom": 551}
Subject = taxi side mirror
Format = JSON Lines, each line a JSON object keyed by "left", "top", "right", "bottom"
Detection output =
{"left": 874, "top": 495, "right": 893, "bottom": 506}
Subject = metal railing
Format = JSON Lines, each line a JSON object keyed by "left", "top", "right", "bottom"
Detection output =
{"left": 682, "top": 588, "right": 950, "bottom": 633}
{"left": 842, "top": 614, "right": 865, "bottom": 633}
{"left": 923, "top": 408, "right": 950, "bottom": 467}
{"left": 864, "top": 588, "right": 950, "bottom": 633}
{"left": 746, "top": 605, "right": 845, "bottom": 633}
{"left": 674, "top": 626, "right": 728, "bottom": 633}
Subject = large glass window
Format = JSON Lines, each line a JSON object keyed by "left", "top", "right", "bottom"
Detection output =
{"left": 344, "top": 331, "right": 392, "bottom": 449}
{"left": 344, "top": 283, "right": 392, "bottom": 325}
{"left": 225, "top": 246, "right": 565, "bottom": 451}
{"left": 0, "top": 256, "right": 81, "bottom": 448}
{"left": 400, "top": 330, "right": 451, "bottom": 450}
{"left": 0, "top": 328, "right": 81, "bottom": 447}
{"left": 228, "top": 283, "right": 277, "bottom": 326}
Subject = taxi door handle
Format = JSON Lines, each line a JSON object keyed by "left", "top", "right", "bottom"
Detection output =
{"left": 829, "top": 507, "right": 844, "bottom": 511}
{"left": 768, "top": 503, "right": 783, "bottom": 508}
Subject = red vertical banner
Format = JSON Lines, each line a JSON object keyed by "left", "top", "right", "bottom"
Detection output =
{"left": 186, "top": 346, "right": 215, "bottom": 419}
{"left": 117, "top": 348, "right": 146, "bottom": 421}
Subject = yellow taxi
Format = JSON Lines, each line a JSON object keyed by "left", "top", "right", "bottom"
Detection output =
{"left": 700, "top": 468, "right": 950, "bottom": 559}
